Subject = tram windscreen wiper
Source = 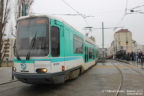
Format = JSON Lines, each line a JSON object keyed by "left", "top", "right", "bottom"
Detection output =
{"left": 26, "top": 32, "right": 37, "bottom": 60}
{"left": 14, "top": 41, "right": 21, "bottom": 60}
{"left": 16, "top": 49, "right": 21, "bottom": 60}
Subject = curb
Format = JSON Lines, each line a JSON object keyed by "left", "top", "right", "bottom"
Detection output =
{"left": 116, "top": 59, "right": 139, "bottom": 67}
{"left": 0, "top": 80, "right": 18, "bottom": 85}
{"left": 116, "top": 59, "right": 130, "bottom": 64}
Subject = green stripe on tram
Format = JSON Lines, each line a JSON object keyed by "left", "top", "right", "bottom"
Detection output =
{"left": 14, "top": 57, "right": 81, "bottom": 63}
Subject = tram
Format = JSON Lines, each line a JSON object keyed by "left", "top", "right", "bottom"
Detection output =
{"left": 13, "top": 15, "right": 99, "bottom": 84}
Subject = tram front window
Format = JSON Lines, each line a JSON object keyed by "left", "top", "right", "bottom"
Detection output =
{"left": 16, "top": 17, "right": 49, "bottom": 57}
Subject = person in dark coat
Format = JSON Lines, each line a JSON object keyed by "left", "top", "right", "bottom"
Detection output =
{"left": 138, "top": 51, "right": 142, "bottom": 63}
{"left": 133, "top": 52, "right": 136, "bottom": 62}
{"left": 130, "top": 52, "right": 133, "bottom": 61}
{"left": 141, "top": 53, "right": 144, "bottom": 68}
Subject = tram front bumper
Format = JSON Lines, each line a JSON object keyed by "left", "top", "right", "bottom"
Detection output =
{"left": 13, "top": 72, "right": 65, "bottom": 84}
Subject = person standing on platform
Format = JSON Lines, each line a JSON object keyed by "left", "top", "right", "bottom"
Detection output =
{"left": 138, "top": 51, "right": 142, "bottom": 64}
{"left": 133, "top": 52, "right": 136, "bottom": 62}
{"left": 141, "top": 53, "right": 144, "bottom": 68}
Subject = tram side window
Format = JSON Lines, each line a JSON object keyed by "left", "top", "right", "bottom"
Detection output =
{"left": 96, "top": 50, "right": 97, "bottom": 58}
{"left": 85, "top": 47, "right": 87, "bottom": 62}
{"left": 51, "top": 26, "right": 60, "bottom": 57}
{"left": 89, "top": 48, "right": 92, "bottom": 59}
{"left": 93, "top": 48, "right": 95, "bottom": 59}
{"left": 87, "top": 47, "right": 88, "bottom": 61}
{"left": 95, "top": 49, "right": 96, "bottom": 59}
{"left": 74, "top": 35, "right": 83, "bottom": 54}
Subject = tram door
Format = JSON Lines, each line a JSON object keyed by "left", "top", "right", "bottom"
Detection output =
{"left": 85, "top": 47, "right": 88, "bottom": 63}
{"left": 51, "top": 20, "right": 64, "bottom": 57}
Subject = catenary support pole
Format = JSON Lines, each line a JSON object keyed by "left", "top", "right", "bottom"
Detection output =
{"left": 102, "top": 22, "right": 105, "bottom": 63}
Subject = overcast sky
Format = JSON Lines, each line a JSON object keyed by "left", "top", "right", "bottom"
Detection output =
{"left": 31, "top": 0, "right": 144, "bottom": 48}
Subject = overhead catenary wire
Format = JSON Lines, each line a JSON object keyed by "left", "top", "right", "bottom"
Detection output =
{"left": 61, "top": 0, "right": 90, "bottom": 26}
{"left": 118, "top": 0, "right": 144, "bottom": 22}
{"left": 117, "top": 0, "right": 129, "bottom": 26}
{"left": 129, "top": 3, "right": 144, "bottom": 14}
{"left": 131, "top": 4, "right": 144, "bottom": 10}
{"left": 61, "top": 0, "right": 81, "bottom": 15}
{"left": 130, "top": 10, "right": 144, "bottom": 14}
{"left": 84, "top": 26, "right": 123, "bottom": 30}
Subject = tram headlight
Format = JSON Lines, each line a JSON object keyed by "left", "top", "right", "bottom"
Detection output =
{"left": 41, "top": 68, "right": 47, "bottom": 73}
{"left": 36, "top": 68, "right": 47, "bottom": 73}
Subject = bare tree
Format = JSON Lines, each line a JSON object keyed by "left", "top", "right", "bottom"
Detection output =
{"left": 16, "top": 0, "right": 33, "bottom": 18}
{"left": 0, "top": 0, "right": 33, "bottom": 66}
{"left": 0, "top": 0, "right": 10, "bottom": 66}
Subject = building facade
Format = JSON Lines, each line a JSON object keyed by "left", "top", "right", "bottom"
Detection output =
{"left": 107, "top": 29, "right": 137, "bottom": 57}
{"left": 114, "top": 29, "right": 133, "bottom": 53}
{"left": 1, "top": 38, "right": 15, "bottom": 61}
{"left": 136, "top": 44, "right": 144, "bottom": 53}
{"left": 107, "top": 40, "right": 115, "bottom": 57}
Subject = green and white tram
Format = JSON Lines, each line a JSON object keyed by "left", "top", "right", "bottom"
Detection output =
{"left": 13, "top": 15, "right": 99, "bottom": 84}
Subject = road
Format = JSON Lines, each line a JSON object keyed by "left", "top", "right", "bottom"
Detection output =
{"left": 0, "top": 60, "right": 144, "bottom": 96}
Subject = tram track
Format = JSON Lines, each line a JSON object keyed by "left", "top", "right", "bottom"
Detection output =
{"left": 129, "top": 68, "right": 144, "bottom": 77}
{"left": 117, "top": 60, "right": 144, "bottom": 77}
{"left": 117, "top": 61, "right": 144, "bottom": 78}
{"left": 113, "top": 60, "right": 144, "bottom": 96}
{"left": 111, "top": 61, "right": 124, "bottom": 96}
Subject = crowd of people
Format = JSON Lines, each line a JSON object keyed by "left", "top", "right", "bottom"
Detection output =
{"left": 115, "top": 50, "right": 144, "bottom": 67}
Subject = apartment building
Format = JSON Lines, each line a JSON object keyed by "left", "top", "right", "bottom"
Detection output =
{"left": 1, "top": 38, "right": 15, "bottom": 61}
{"left": 114, "top": 29, "right": 133, "bottom": 53}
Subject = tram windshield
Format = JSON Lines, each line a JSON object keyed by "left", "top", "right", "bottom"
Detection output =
{"left": 16, "top": 17, "right": 49, "bottom": 57}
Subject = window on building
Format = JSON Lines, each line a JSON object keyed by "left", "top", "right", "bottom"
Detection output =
{"left": 51, "top": 26, "right": 60, "bottom": 57}
{"left": 5, "top": 43, "right": 10, "bottom": 46}
{"left": 4, "top": 54, "right": 9, "bottom": 57}
{"left": 120, "top": 46, "right": 123, "bottom": 50}
{"left": 89, "top": 48, "right": 92, "bottom": 59}
{"left": 74, "top": 35, "right": 83, "bottom": 54}
{"left": 4, "top": 47, "right": 9, "bottom": 49}
{"left": 4, "top": 50, "right": 9, "bottom": 53}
